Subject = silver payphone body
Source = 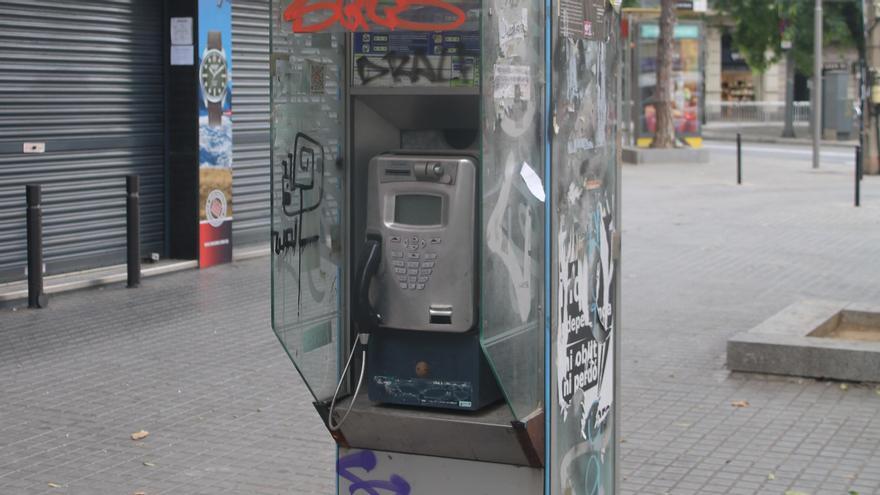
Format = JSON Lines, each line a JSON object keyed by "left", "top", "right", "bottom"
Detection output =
{"left": 365, "top": 153, "right": 477, "bottom": 333}
{"left": 353, "top": 152, "right": 500, "bottom": 412}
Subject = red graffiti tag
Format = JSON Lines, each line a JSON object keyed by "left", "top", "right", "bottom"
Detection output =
{"left": 284, "top": 0, "right": 466, "bottom": 33}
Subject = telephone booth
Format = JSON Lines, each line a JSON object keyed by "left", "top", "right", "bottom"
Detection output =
{"left": 268, "top": 0, "right": 621, "bottom": 493}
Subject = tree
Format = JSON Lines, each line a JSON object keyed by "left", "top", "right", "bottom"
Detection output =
{"left": 652, "top": 0, "right": 677, "bottom": 148}
{"left": 713, "top": 0, "right": 863, "bottom": 137}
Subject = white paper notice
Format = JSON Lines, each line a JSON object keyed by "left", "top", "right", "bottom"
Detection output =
{"left": 171, "top": 45, "right": 194, "bottom": 66}
{"left": 520, "top": 162, "right": 545, "bottom": 202}
{"left": 170, "top": 17, "right": 193, "bottom": 45}
{"left": 493, "top": 64, "right": 531, "bottom": 101}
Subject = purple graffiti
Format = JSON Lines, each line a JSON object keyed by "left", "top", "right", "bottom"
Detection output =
{"left": 337, "top": 450, "right": 412, "bottom": 495}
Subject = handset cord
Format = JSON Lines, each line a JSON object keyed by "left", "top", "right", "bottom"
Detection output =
{"left": 327, "top": 333, "right": 370, "bottom": 432}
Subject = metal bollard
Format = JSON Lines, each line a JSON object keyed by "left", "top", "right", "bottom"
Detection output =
{"left": 26, "top": 185, "right": 47, "bottom": 308}
{"left": 126, "top": 175, "right": 141, "bottom": 288}
{"left": 736, "top": 133, "right": 742, "bottom": 185}
{"left": 855, "top": 146, "right": 861, "bottom": 208}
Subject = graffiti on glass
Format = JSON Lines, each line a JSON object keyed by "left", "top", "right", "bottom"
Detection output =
{"left": 284, "top": 0, "right": 466, "bottom": 33}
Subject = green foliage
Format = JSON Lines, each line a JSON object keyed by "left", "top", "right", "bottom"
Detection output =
{"left": 713, "top": 0, "right": 864, "bottom": 76}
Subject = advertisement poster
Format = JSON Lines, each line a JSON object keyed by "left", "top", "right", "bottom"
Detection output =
{"left": 198, "top": 0, "right": 233, "bottom": 267}
{"left": 637, "top": 23, "right": 702, "bottom": 144}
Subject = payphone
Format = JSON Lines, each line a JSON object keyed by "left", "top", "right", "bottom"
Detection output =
{"left": 360, "top": 153, "right": 500, "bottom": 411}
{"left": 330, "top": 152, "right": 500, "bottom": 418}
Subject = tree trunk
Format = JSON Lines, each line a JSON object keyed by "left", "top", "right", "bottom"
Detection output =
{"left": 652, "top": 0, "right": 677, "bottom": 148}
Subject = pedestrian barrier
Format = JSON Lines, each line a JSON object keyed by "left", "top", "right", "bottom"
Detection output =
{"left": 127, "top": 176, "right": 141, "bottom": 288}
{"left": 855, "top": 146, "right": 862, "bottom": 207}
{"left": 706, "top": 101, "right": 812, "bottom": 123}
{"left": 26, "top": 185, "right": 46, "bottom": 309}
{"left": 24, "top": 175, "right": 142, "bottom": 308}
{"left": 736, "top": 133, "right": 742, "bottom": 185}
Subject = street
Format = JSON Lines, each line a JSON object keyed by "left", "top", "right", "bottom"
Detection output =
{"left": 1, "top": 142, "right": 879, "bottom": 494}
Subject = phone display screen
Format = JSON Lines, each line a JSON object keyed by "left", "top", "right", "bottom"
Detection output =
{"left": 394, "top": 194, "right": 442, "bottom": 226}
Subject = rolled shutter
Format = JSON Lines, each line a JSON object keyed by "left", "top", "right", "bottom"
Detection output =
{"left": 0, "top": 0, "right": 165, "bottom": 281}
{"left": 231, "top": 0, "right": 271, "bottom": 248}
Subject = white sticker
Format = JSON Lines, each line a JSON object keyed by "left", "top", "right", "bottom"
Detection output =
{"left": 23, "top": 142, "right": 45, "bottom": 154}
{"left": 519, "top": 162, "right": 545, "bottom": 203}
{"left": 170, "top": 17, "right": 193, "bottom": 45}
{"left": 171, "top": 45, "right": 194, "bottom": 66}
{"left": 493, "top": 64, "right": 531, "bottom": 101}
{"left": 499, "top": 8, "right": 528, "bottom": 54}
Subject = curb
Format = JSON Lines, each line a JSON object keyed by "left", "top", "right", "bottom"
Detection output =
{"left": 0, "top": 247, "right": 270, "bottom": 308}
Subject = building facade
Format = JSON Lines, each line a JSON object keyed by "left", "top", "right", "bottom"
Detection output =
{"left": 0, "top": 0, "right": 272, "bottom": 283}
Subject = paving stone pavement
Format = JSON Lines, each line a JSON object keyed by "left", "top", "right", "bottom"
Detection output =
{"left": 0, "top": 142, "right": 879, "bottom": 495}
{"left": 0, "top": 262, "right": 336, "bottom": 495}
{"left": 620, "top": 144, "right": 880, "bottom": 495}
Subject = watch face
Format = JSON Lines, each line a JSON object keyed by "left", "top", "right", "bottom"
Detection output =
{"left": 200, "top": 49, "right": 227, "bottom": 104}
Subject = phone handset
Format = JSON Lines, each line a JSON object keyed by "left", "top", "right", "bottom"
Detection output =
{"left": 355, "top": 234, "right": 383, "bottom": 330}
{"left": 326, "top": 234, "right": 382, "bottom": 432}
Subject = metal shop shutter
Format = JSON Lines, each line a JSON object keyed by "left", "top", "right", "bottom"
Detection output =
{"left": 0, "top": 0, "right": 165, "bottom": 282}
{"left": 232, "top": 0, "right": 271, "bottom": 248}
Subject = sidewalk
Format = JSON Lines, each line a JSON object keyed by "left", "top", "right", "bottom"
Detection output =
{"left": 1, "top": 144, "right": 879, "bottom": 494}
{"left": 703, "top": 122, "right": 859, "bottom": 148}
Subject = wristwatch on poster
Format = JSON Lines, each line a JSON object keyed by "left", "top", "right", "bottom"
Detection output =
{"left": 199, "top": 31, "right": 228, "bottom": 127}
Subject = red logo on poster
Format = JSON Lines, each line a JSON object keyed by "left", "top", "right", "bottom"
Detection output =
{"left": 284, "top": 0, "right": 466, "bottom": 33}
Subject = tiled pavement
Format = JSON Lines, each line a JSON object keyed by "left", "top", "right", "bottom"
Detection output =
{"left": 1, "top": 142, "right": 879, "bottom": 494}
{"left": 0, "top": 262, "right": 335, "bottom": 495}
{"left": 620, "top": 144, "right": 880, "bottom": 495}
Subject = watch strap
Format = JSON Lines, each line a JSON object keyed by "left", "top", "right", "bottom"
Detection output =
{"left": 206, "top": 31, "right": 223, "bottom": 127}
{"left": 208, "top": 31, "right": 222, "bottom": 51}
{"left": 208, "top": 102, "right": 221, "bottom": 127}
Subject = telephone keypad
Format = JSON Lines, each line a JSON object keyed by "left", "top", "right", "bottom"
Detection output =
{"left": 390, "top": 237, "right": 440, "bottom": 290}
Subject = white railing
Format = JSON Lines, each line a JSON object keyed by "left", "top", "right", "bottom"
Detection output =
{"left": 706, "top": 101, "right": 812, "bottom": 123}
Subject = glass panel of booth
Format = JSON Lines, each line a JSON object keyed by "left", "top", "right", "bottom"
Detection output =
{"left": 478, "top": 0, "right": 546, "bottom": 420}
{"left": 550, "top": 7, "right": 621, "bottom": 495}
{"left": 270, "top": 5, "right": 346, "bottom": 402}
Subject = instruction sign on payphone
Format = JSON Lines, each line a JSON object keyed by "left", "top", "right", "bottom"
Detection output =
{"left": 352, "top": 31, "right": 480, "bottom": 87}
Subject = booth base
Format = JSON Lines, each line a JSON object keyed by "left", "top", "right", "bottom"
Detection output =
{"left": 316, "top": 394, "right": 543, "bottom": 467}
